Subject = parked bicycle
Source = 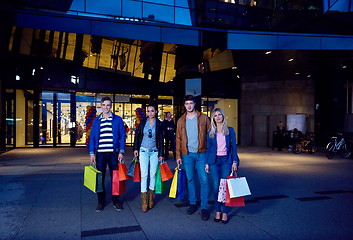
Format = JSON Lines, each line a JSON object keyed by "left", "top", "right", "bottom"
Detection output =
{"left": 325, "top": 133, "right": 352, "bottom": 159}
{"left": 293, "top": 133, "right": 318, "bottom": 154}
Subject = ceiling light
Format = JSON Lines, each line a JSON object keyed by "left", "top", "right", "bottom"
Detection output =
{"left": 307, "top": 75, "right": 311, "bottom": 78}
{"left": 342, "top": 65, "right": 347, "bottom": 68}
{"left": 295, "top": 72, "right": 300, "bottom": 75}
{"left": 265, "top": 51, "right": 272, "bottom": 55}
{"left": 288, "top": 58, "right": 294, "bottom": 62}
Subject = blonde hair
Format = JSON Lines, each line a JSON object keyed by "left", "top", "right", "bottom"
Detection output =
{"left": 209, "top": 108, "right": 229, "bottom": 138}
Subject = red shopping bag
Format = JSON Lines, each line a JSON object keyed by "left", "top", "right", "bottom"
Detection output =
{"left": 112, "top": 170, "right": 126, "bottom": 195}
{"left": 225, "top": 172, "right": 245, "bottom": 207}
{"left": 159, "top": 161, "right": 173, "bottom": 181}
{"left": 118, "top": 163, "right": 130, "bottom": 181}
{"left": 133, "top": 161, "right": 141, "bottom": 182}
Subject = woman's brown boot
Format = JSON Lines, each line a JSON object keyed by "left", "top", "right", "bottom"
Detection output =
{"left": 148, "top": 190, "right": 155, "bottom": 209}
{"left": 141, "top": 192, "right": 148, "bottom": 212}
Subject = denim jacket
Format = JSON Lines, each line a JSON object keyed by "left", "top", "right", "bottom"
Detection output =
{"left": 206, "top": 127, "right": 239, "bottom": 166}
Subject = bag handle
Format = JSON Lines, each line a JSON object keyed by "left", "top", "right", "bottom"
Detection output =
{"left": 174, "top": 164, "right": 180, "bottom": 171}
{"left": 90, "top": 162, "right": 97, "bottom": 169}
{"left": 230, "top": 170, "right": 238, "bottom": 177}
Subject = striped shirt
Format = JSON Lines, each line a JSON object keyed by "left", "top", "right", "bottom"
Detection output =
{"left": 97, "top": 114, "right": 114, "bottom": 152}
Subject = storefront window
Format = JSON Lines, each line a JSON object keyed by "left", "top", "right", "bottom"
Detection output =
{"left": 16, "top": 90, "right": 26, "bottom": 147}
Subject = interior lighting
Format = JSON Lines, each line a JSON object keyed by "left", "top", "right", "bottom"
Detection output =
{"left": 32, "top": 69, "right": 36, "bottom": 76}
{"left": 232, "top": 66, "right": 237, "bottom": 69}
{"left": 307, "top": 75, "right": 311, "bottom": 78}
{"left": 265, "top": 51, "right": 272, "bottom": 54}
{"left": 295, "top": 72, "right": 300, "bottom": 75}
{"left": 237, "top": 75, "right": 240, "bottom": 78}
{"left": 342, "top": 65, "right": 347, "bottom": 68}
{"left": 288, "top": 58, "right": 294, "bottom": 62}
{"left": 16, "top": 75, "right": 20, "bottom": 81}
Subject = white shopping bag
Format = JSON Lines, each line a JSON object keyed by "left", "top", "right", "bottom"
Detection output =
{"left": 227, "top": 177, "right": 251, "bottom": 198}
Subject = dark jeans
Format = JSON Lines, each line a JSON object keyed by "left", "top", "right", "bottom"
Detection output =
{"left": 96, "top": 152, "right": 120, "bottom": 204}
{"left": 209, "top": 155, "right": 232, "bottom": 214}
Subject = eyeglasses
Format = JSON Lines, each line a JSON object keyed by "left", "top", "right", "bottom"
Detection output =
{"left": 148, "top": 129, "right": 152, "bottom": 138}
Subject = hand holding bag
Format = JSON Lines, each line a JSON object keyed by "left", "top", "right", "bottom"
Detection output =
{"left": 118, "top": 163, "right": 130, "bottom": 181}
{"left": 84, "top": 164, "right": 103, "bottom": 193}
{"left": 112, "top": 169, "right": 126, "bottom": 195}
{"left": 159, "top": 161, "right": 173, "bottom": 181}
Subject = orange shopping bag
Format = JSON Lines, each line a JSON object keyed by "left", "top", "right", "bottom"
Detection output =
{"left": 159, "top": 161, "right": 173, "bottom": 181}
{"left": 118, "top": 163, "right": 130, "bottom": 181}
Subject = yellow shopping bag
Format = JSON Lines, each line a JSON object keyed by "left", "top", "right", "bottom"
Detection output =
{"left": 84, "top": 165, "right": 103, "bottom": 193}
{"left": 169, "top": 165, "right": 180, "bottom": 198}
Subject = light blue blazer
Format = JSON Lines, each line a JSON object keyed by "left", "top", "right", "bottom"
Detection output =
{"left": 206, "top": 127, "right": 239, "bottom": 166}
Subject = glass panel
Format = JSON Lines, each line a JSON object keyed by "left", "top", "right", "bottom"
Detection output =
{"left": 68, "top": 0, "right": 85, "bottom": 12}
{"left": 41, "top": 91, "right": 54, "bottom": 146}
{"left": 20, "top": 28, "right": 33, "bottom": 55}
{"left": 83, "top": 34, "right": 96, "bottom": 69}
{"left": 57, "top": 93, "right": 71, "bottom": 145}
{"left": 65, "top": 33, "right": 75, "bottom": 61}
{"left": 26, "top": 92, "right": 34, "bottom": 146}
{"left": 16, "top": 90, "right": 26, "bottom": 147}
{"left": 131, "top": 103, "right": 143, "bottom": 145}
{"left": 175, "top": 7, "right": 192, "bottom": 26}
{"left": 131, "top": 41, "right": 144, "bottom": 78}
{"left": 143, "top": 2, "right": 174, "bottom": 23}
{"left": 122, "top": 0, "right": 142, "bottom": 18}
{"left": 99, "top": 38, "right": 114, "bottom": 69}
{"left": 5, "top": 89, "right": 15, "bottom": 148}
{"left": 86, "top": 0, "right": 122, "bottom": 16}
{"left": 160, "top": 52, "right": 176, "bottom": 82}
{"left": 76, "top": 92, "right": 96, "bottom": 146}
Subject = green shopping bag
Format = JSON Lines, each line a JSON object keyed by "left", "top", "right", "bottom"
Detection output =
{"left": 84, "top": 165, "right": 103, "bottom": 193}
{"left": 155, "top": 165, "right": 166, "bottom": 194}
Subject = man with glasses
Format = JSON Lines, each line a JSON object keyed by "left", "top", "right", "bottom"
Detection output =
{"left": 88, "top": 96, "right": 126, "bottom": 212}
{"left": 175, "top": 95, "right": 211, "bottom": 221}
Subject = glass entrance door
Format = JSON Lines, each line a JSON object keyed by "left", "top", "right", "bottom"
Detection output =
{"left": 40, "top": 91, "right": 72, "bottom": 146}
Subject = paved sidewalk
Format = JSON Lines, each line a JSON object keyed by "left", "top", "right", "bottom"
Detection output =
{"left": 0, "top": 146, "right": 353, "bottom": 240}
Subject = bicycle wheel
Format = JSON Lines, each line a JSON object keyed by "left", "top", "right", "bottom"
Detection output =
{"left": 293, "top": 143, "right": 302, "bottom": 154}
{"left": 326, "top": 142, "right": 335, "bottom": 159}
{"left": 339, "top": 143, "right": 351, "bottom": 159}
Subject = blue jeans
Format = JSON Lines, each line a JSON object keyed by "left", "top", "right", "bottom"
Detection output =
{"left": 182, "top": 152, "right": 209, "bottom": 209}
{"left": 96, "top": 152, "right": 120, "bottom": 204}
{"left": 209, "top": 155, "right": 232, "bottom": 214}
{"left": 139, "top": 147, "right": 159, "bottom": 193}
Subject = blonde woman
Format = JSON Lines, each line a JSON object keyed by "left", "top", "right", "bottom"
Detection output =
{"left": 205, "top": 108, "right": 239, "bottom": 224}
